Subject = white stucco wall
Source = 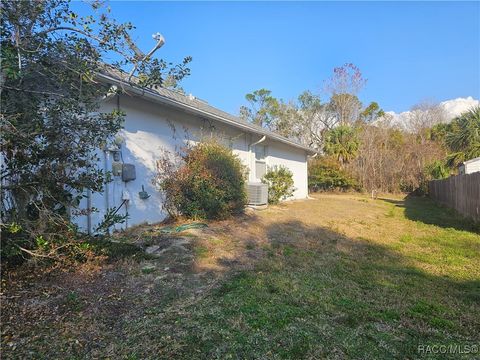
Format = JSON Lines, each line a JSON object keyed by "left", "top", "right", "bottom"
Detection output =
{"left": 75, "top": 93, "right": 309, "bottom": 232}
{"left": 465, "top": 158, "right": 480, "bottom": 174}
{"left": 265, "top": 141, "right": 309, "bottom": 199}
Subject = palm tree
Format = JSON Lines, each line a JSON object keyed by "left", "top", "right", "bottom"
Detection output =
{"left": 445, "top": 106, "right": 480, "bottom": 167}
{"left": 323, "top": 125, "right": 359, "bottom": 165}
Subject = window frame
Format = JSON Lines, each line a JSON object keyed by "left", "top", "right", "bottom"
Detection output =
{"left": 254, "top": 144, "right": 267, "bottom": 180}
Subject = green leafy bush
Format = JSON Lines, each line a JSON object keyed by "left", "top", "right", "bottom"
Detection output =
{"left": 413, "top": 160, "right": 451, "bottom": 196}
{"left": 425, "top": 160, "right": 450, "bottom": 180}
{"left": 156, "top": 140, "right": 247, "bottom": 219}
{"left": 1, "top": 218, "right": 95, "bottom": 267}
{"left": 308, "top": 157, "right": 358, "bottom": 192}
{"left": 262, "top": 166, "right": 295, "bottom": 204}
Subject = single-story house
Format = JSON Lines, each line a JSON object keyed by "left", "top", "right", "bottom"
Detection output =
{"left": 76, "top": 71, "right": 316, "bottom": 233}
{"left": 458, "top": 157, "right": 480, "bottom": 175}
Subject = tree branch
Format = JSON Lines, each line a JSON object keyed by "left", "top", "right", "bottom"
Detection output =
{"left": 2, "top": 85, "right": 65, "bottom": 97}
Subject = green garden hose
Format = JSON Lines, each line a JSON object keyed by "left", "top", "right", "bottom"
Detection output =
{"left": 159, "top": 222, "right": 208, "bottom": 234}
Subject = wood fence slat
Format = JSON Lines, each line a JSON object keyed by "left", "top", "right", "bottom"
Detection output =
{"left": 429, "top": 172, "right": 480, "bottom": 222}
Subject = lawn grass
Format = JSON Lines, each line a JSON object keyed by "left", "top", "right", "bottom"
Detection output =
{"left": 2, "top": 194, "right": 479, "bottom": 359}
{"left": 116, "top": 194, "right": 480, "bottom": 359}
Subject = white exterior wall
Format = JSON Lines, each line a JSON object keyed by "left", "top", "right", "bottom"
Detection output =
{"left": 465, "top": 158, "right": 480, "bottom": 174}
{"left": 264, "top": 141, "right": 309, "bottom": 199}
{"left": 75, "top": 94, "right": 309, "bottom": 232}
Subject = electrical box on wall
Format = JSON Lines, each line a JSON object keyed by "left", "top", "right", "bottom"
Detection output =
{"left": 122, "top": 190, "right": 131, "bottom": 201}
{"left": 112, "top": 162, "right": 122, "bottom": 177}
{"left": 122, "top": 163, "right": 136, "bottom": 182}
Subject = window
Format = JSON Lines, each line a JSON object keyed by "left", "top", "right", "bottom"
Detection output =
{"left": 255, "top": 145, "right": 267, "bottom": 180}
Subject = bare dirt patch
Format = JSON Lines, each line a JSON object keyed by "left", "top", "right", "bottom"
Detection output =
{"left": 1, "top": 211, "right": 271, "bottom": 358}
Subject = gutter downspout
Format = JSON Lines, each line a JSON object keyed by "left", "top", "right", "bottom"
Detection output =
{"left": 307, "top": 153, "right": 319, "bottom": 199}
{"left": 250, "top": 135, "right": 266, "bottom": 148}
{"left": 103, "top": 150, "right": 110, "bottom": 234}
{"left": 102, "top": 85, "right": 118, "bottom": 102}
{"left": 86, "top": 189, "right": 92, "bottom": 235}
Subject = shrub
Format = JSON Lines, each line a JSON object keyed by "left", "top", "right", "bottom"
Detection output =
{"left": 0, "top": 218, "right": 98, "bottom": 267}
{"left": 413, "top": 160, "right": 451, "bottom": 196}
{"left": 262, "top": 166, "right": 295, "bottom": 204}
{"left": 425, "top": 160, "right": 450, "bottom": 180}
{"left": 308, "top": 157, "right": 358, "bottom": 192}
{"left": 156, "top": 140, "right": 247, "bottom": 219}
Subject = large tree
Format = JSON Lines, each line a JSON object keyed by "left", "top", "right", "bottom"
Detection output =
{"left": 239, "top": 89, "right": 280, "bottom": 129}
{"left": 239, "top": 64, "right": 381, "bottom": 153}
{"left": 291, "top": 91, "right": 337, "bottom": 148}
{"left": 324, "top": 63, "right": 367, "bottom": 125}
{"left": 239, "top": 89, "right": 338, "bottom": 149}
{"left": 1, "top": 0, "right": 191, "bottom": 259}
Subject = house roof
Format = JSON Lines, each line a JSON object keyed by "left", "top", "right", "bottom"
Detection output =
{"left": 96, "top": 69, "right": 317, "bottom": 154}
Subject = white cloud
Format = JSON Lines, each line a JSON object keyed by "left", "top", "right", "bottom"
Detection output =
{"left": 440, "top": 96, "right": 479, "bottom": 119}
{"left": 381, "top": 97, "right": 479, "bottom": 130}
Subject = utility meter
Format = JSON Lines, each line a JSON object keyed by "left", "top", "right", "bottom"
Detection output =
{"left": 112, "top": 162, "right": 122, "bottom": 177}
{"left": 122, "top": 163, "right": 136, "bottom": 182}
{"left": 112, "top": 151, "right": 121, "bottom": 162}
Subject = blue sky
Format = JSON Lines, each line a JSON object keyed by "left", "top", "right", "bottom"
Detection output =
{"left": 73, "top": 1, "right": 480, "bottom": 114}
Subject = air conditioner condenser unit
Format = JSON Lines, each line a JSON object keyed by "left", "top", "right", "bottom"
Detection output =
{"left": 247, "top": 182, "right": 268, "bottom": 206}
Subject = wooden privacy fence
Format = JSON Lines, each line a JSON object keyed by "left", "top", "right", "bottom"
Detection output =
{"left": 429, "top": 172, "right": 480, "bottom": 222}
